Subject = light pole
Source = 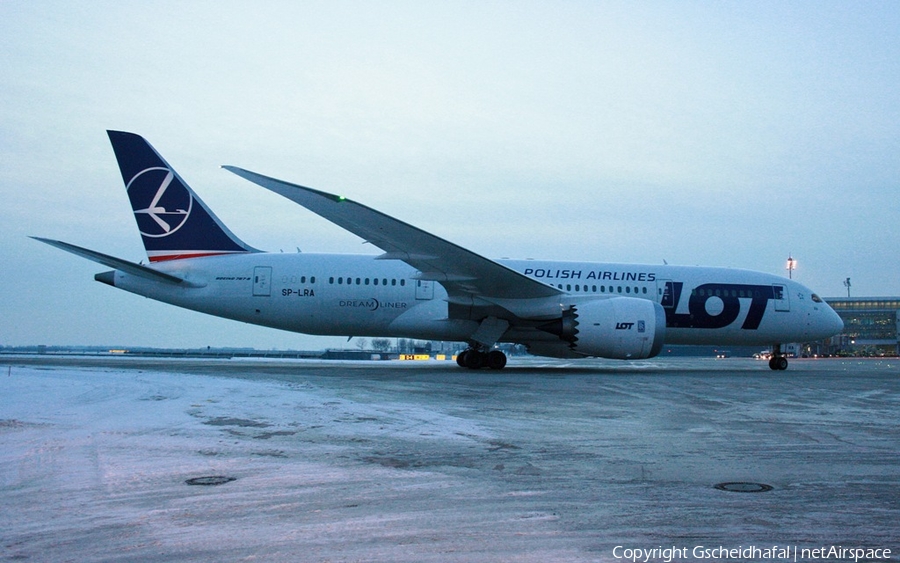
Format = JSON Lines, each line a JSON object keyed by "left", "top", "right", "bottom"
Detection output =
{"left": 844, "top": 277, "right": 851, "bottom": 298}
{"left": 786, "top": 255, "right": 796, "bottom": 279}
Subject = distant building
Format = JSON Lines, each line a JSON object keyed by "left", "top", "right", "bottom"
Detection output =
{"left": 818, "top": 297, "right": 900, "bottom": 357}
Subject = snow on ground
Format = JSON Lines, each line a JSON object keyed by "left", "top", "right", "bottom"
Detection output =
{"left": 1, "top": 357, "right": 898, "bottom": 561}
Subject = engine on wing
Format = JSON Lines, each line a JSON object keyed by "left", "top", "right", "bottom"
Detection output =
{"left": 539, "top": 297, "right": 666, "bottom": 359}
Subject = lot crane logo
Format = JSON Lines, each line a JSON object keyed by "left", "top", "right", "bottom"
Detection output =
{"left": 127, "top": 167, "right": 192, "bottom": 237}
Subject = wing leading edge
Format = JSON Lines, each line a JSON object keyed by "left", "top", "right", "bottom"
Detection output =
{"left": 223, "top": 166, "right": 561, "bottom": 307}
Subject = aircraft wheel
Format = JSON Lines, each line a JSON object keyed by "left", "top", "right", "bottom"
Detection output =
{"left": 464, "top": 350, "right": 485, "bottom": 369}
{"left": 456, "top": 350, "right": 468, "bottom": 367}
{"left": 769, "top": 356, "right": 789, "bottom": 370}
{"left": 486, "top": 350, "right": 507, "bottom": 370}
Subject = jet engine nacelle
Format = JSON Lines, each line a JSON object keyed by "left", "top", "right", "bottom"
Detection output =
{"left": 544, "top": 297, "right": 666, "bottom": 359}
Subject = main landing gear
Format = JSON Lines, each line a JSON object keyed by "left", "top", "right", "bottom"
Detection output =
{"left": 768, "top": 344, "right": 788, "bottom": 371}
{"left": 456, "top": 348, "right": 507, "bottom": 370}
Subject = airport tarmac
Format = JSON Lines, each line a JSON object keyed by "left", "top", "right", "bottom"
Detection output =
{"left": 1, "top": 356, "right": 898, "bottom": 562}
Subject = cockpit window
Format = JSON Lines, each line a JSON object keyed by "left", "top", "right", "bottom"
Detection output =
{"left": 811, "top": 294, "right": 822, "bottom": 303}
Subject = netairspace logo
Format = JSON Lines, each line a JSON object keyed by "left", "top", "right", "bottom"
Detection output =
{"left": 612, "top": 545, "right": 892, "bottom": 563}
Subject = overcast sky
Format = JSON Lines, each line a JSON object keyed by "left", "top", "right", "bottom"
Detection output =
{"left": 2, "top": 1, "right": 898, "bottom": 350}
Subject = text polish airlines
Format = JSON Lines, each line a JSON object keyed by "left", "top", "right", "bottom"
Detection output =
{"left": 34, "top": 132, "right": 843, "bottom": 370}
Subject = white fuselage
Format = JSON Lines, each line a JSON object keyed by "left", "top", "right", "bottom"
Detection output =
{"left": 107, "top": 252, "right": 844, "bottom": 349}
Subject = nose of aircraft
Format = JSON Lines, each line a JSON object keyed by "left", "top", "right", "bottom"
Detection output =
{"left": 811, "top": 303, "right": 844, "bottom": 340}
{"left": 825, "top": 305, "right": 844, "bottom": 336}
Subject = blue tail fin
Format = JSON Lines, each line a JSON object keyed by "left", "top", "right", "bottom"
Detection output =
{"left": 107, "top": 130, "right": 256, "bottom": 262}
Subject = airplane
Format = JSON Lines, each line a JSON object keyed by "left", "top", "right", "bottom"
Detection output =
{"left": 34, "top": 131, "right": 844, "bottom": 370}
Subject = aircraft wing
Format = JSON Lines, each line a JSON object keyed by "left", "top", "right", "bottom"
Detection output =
{"left": 223, "top": 166, "right": 561, "bottom": 302}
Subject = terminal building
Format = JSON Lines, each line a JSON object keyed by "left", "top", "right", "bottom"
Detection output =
{"left": 815, "top": 297, "right": 900, "bottom": 357}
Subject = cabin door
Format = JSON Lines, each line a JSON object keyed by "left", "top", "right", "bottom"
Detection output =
{"left": 253, "top": 266, "right": 272, "bottom": 296}
{"left": 415, "top": 279, "right": 434, "bottom": 300}
{"left": 772, "top": 284, "right": 790, "bottom": 312}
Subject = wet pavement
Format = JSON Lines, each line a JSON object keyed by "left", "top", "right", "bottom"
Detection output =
{"left": 1, "top": 356, "right": 898, "bottom": 561}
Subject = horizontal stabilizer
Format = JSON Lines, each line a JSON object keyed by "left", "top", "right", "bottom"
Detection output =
{"left": 31, "top": 237, "right": 188, "bottom": 286}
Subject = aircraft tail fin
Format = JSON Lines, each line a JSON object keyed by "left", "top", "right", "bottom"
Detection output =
{"left": 107, "top": 131, "right": 256, "bottom": 262}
